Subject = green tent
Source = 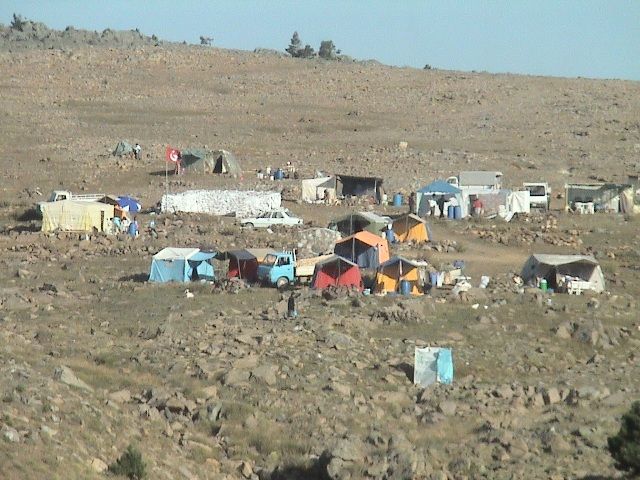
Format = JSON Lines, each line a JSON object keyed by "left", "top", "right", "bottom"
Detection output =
{"left": 181, "top": 149, "right": 242, "bottom": 176}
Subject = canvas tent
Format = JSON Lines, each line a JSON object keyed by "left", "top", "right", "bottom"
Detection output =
{"left": 417, "top": 180, "right": 465, "bottom": 217}
{"left": 334, "top": 231, "right": 390, "bottom": 269}
{"left": 224, "top": 248, "right": 275, "bottom": 282}
{"left": 149, "top": 248, "right": 216, "bottom": 283}
{"left": 301, "top": 176, "right": 336, "bottom": 203}
{"left": 414, "top": 347, "right": 453, "bottom": 387}
{"left": 336, "top": 174, "right": 383, "bottom": 198}
{"left": 520, "top": 254, "right": 605, "bottom": 293}
{"left": 311, "top": 255, "right": 363, "bottom": 291}
{"left": 41, "top": 200, "right": 114, "bottom": 233}
{"left": 391, "top": 214, "right": 430, "bottom": 243}
{"left": 180, "top": 149, "right": 242, "bottom": 176}
{"left": 112, "top": 141, "right": 133, "bottom": 157}
{"left": 329, "top": 212, "right": 391, "bottom": 236}
{"left": 375, "top": 256, "right": 428, "bottom": 295}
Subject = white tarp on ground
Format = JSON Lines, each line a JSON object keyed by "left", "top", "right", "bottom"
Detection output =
{"left": 161, "top": 190, "right": 281, "bottom": 217}
{"left": 414, "top": 347, "right": 454, "bottom": 387}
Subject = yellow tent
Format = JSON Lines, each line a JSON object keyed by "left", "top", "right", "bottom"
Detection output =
{"left": 392, "top": 214, "right": 429, "bottom": 243}
{"left": 41, "top": 200, "right": 114, "bottom": 233}
{"left": 375, "top": 256, "right": 428, "bottom": 295}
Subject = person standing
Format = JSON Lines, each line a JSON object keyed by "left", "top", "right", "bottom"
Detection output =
{"left": 133, "top": 143, "right": 141, "bottom": 160}
{"left": 472, "top": 196, "right": 484, "bottom": 217}
{"left": 437, "top": 195, "right": 446, "bottom": 219}
{"left": 128, "top": 216, "right": 139, "bottom": 239}
{"left": 287, "top": 292, "right": 297, "bottom": 318}
{"left": 408, "top": 192, "right": 416, "bottom": 214}
{"left": 429, "top": 195, "right": 437, "bottom": 217}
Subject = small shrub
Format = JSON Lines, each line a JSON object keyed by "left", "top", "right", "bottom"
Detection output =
{"left": 199, "top": 36, "right": 213, "bottom": 46}
{"left": 608, "top": 401, "right": 640, "bottom": 476}
{"left": 10, "top": 13, "right": 25, "bottom": 31}
{"left": 318, "top": 40, "right": 336, "bottom": 59}
{"left": 108, "top": 445, "right": 147, "bottom": 480}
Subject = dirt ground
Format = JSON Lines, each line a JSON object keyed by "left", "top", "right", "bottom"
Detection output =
{"left": 0, "top": 20, "right": 640, "bottom": 480}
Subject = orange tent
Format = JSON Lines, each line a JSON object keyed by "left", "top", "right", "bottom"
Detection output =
{"left": 334, "top": 230, "right": 390, "bottom": 269}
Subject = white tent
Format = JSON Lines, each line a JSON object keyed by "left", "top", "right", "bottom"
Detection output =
{"left": 521, "top": 254, "right": 605, "bottom": 293}
{"left": 301, "top": 176, "right": 335, "bottom": 203}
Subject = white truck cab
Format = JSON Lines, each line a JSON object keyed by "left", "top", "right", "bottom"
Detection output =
{"left": 523, "top": 182, "right": 551, "bottom": 211}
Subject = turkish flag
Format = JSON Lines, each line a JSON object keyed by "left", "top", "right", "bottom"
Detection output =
{"left": 165, "top": 146, "right": 180, "bottom": 163}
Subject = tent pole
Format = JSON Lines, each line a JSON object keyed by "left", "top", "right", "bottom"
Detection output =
{"left": 165, "top": 156, "right": 168, "bottom": 196}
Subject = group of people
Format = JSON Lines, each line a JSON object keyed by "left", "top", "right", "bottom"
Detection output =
{"left": 407, "top": 192, "right": 484, "bottom": 218}
{"left": 109, "top": 215, "right": 139, "bottom": 238}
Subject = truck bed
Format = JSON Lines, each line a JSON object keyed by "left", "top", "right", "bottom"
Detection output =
{"left": 295, "top": 254, "right": 334, "bottom": 278}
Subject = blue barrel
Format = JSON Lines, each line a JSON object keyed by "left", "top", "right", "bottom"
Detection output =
{"left": 447, "top": 205, "right": 455, "bottom": 219}
{"left": 393, "top": 193, "right": 403, "bottom": 207}
{"left": 400, "top": 280, "right": 411, "bottom": 296}
{"left": 454, "top": 205, "right": 462, "bottom": 219}
{"left": 274, "top": 168, "right": 284, "bottom": 180}
{"left": 430, "top": 272, "right": 438, "bottom": 287}
{"left": 385, "top": 228, "right": 395, "bottom": 243}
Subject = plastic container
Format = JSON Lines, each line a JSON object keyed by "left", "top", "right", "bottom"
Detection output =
{"left": 385, "top": 228, "right": 395, "bottom": 243}
{"left": 400, "top": 280, "right": 411, "bottom": 296}
{"left": 454, "top": 205, "right": 462, "bottom": 219}
{"left": 447, "top": 205, "right": 455, "bottom": 219}
{"left": 540, "top": 279, "right": 548, "bottom": 292}
{"left": 274, "top": 168, "right": 284, "bottom": 180}
{"left": 393, "top": 193, "right": 403, "bottom": 207}
{"left": 429, "top": 272, "right": 438, "bottom": 288}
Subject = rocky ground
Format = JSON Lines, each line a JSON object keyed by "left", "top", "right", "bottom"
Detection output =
{"left": 0, "top": 18, "right": 639, "bottom": 480}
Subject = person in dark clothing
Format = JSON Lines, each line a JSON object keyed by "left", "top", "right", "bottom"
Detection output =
{"left": 437, "top": 195, "right": 446, "bottom": 218}
{"left": 287, "top": 293, "right": 297, "bottom": 318}
{"left": 408, "top": 192, "right": 416, "bottom": 214}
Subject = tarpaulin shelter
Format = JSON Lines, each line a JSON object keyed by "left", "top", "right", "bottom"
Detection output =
{"left": 301, "top": 176, "right": 336, "bottom": 202}
{"left": 112, "top": 141, "right": 133, "bottom": 157}
{"left": 416, "top": 180, "right": 464, "bottom": 217}
{"left": 391, "top": 214, "right": 429, "bottom": 243}
{"left": 311, "top": 255, "right": 363, "bottom": 291}
{"left": 336, "top": 174, "right": 383, "bottom": 198}
{"left": 564, "top": 183, "right": 633, "bottom": 213}
{"left": 520, "top": 254, "right": 605, "bottom": 293}
{"left": 224, "top": 248, "right": 275, "bottom": 282}
{"left": 329, "top": 211, "right": 391, "bottom": 236}
{"left": 149, "top": 248, "right": 217, "bottom": 283}
{"left": 414, "top": 347, "right": 453, "bottom": 387}
{"left": 180, "top": 149, "right": 242, "bottom": 176}
{"left": 41, "top": 200, "right": 114, "bottom": 233}
{"left": 334, "top": 231, "right": 390, "bottom": 269}
{"left": 374, "top": 256, "right": 428, "bottom": 295}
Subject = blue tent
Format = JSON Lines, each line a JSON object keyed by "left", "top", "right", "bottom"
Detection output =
{"left": 117, "top": 196, "right": 142, "bottom": 213}
{"left": 149, "top": 248, "right": 216, "bottom": 282}
{"left": 418, "top": 180, "right": 461, "bottom": 195}
{"left": 417, "top": 180, "right": 465, "bottom": 217}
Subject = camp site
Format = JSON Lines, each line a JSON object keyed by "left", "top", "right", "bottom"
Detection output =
{"left": 1, "top": 13, "right": 639, "bottom": 480}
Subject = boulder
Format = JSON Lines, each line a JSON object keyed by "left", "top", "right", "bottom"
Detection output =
{"left": 53, "top": 366, "right": 94, "bottom": 392}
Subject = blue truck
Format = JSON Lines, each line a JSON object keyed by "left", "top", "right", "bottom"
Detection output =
{"left": 257, "top": 250, "right": 332, "bottom": 288}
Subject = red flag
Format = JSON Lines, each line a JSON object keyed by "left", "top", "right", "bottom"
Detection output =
{"left": 165, "top": 146, "right": 180, "bottom": 163}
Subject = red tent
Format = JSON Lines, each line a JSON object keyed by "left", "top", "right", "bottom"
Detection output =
{"left": 311, "top": 255, "right": 363, "bottom": 291}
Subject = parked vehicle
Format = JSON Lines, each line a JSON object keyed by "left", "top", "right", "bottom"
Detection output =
{"left": 523, "top": 182, "right": 551, "bottom": 211}
{"left": 37, "top": 190, "right": 105, "bottom": 212}
{"left": 257, "top": 250, "right": 332, "bottom": 288}
{"left": 240, "top": 209, "right": 303, "bottom": 229}
{"left": 446, "top": 171, "right": 503, "bottom": 189}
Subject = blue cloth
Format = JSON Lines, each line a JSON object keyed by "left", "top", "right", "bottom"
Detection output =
{"left": 436, "top": 348, "right": 454, "bottom": 384}
{"left": 117, "top": 196, "right": 142, "bottom": 213}
{"left": 128, "top": 221, "right": 138, "bottom": 237}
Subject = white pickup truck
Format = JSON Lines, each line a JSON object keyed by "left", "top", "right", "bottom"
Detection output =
{"left": 522, "top": 183, "right": 551, "bottom": 211}
{"left": 37, "top": 190, "right": 106, "bottom": 212}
